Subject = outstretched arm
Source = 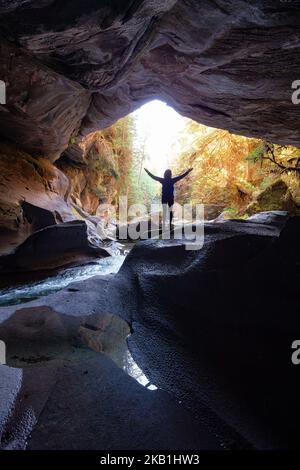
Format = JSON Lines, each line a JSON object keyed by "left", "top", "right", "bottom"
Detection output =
{"left": 172, "top": 168, "right": 193, "bottom": 183}
{"left": 144, "top": 168, "right": 163, "bottom": 183}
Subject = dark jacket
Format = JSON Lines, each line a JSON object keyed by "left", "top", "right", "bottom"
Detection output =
{"left": 145, "top": 169, "right": 192, "bottom": 204}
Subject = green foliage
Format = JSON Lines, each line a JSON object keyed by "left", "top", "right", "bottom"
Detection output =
{"left": 223, "top": 207, "right": 248, "bottom": 219}
{"left": 109, "top": 168, "right": 120, "bottom": 180}
{"left": 72, "top": 109, "right": 300, "bottom": 219}
{"left": 245, "top": 143, "right": 265, "bottom": 161}
{"left": 173, "top": 119, "right": 300, "bottom": 216}
{"left": 128, "top": 157, "right": 158, "bottom": 207}
{"left": 91, "top": 185, "right": 106, "bottom": 198}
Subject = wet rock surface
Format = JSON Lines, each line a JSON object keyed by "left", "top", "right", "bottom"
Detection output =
{"left": 0, "top": 2, "right": 300, "bottom": 159}
{"left": 1, "top": 212, "right": 299, "bottom": 449}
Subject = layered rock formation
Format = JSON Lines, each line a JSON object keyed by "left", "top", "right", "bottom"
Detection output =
{"left": 0, "top": 143, "right": 72, "bottom": 254}
{"left": 0, "top": 142, "right": 115, "bottom": 267}
{"left": 0, "top": 106, "right": 135, "bottom": 260}
{"left": 0, "top": 1, "right": 299, "bottom": 162}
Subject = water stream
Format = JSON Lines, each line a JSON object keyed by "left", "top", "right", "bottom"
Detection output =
{"left": 0, "top": 254, "right": 126, "bottom": 307}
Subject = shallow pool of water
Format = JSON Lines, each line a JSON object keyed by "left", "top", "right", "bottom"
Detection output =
{"left": 0, "top": 255, "right": 125, "bottom": 307}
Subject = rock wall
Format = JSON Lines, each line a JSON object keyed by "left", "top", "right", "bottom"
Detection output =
{"left": 0, "top": 141, "right": 118, "bottom": 258}
{"left": 57, "top": 129, "right": 125, "bottom": 213}
{"left": 0, "top": 117, "right": 132, "bottom": 257}
{"left": 0, "top": 143, "right": 72, "bottom": 251}
{"left": 0, "top": 41, "right": 91, "bottom": 161}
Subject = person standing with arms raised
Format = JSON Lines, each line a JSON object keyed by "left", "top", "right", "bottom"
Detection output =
{"left": 144, "top": 167, "right": 193, "bottom": 228}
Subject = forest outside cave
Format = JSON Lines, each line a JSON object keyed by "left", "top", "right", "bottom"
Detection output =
{"left": 82, "top": 99, "right": 300, "bottom": 223}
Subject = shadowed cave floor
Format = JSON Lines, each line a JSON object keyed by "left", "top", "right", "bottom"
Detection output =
{"left": 1, "top": 212, "right": 299, "bottom": 450}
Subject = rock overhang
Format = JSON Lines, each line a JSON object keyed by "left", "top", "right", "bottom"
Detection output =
{"left": 0, "top": 0, "right": 299, "bottom": 161}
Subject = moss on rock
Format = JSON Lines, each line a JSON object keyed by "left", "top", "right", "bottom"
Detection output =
{"left": 246, "top": 179, "right": 298, "bottom": 216}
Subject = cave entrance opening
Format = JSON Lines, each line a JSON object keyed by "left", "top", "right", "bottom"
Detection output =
{"left": 93, "top": 98, "right": 199, "bottom": 234}
{"left": 122, "top": 98, "right": 191, "bottom": 225}
{"left": 123, "top": 98, "right": 300, "bottom": 222}
{"left": 132, "top": 99, "right": 186, "bottom": 179}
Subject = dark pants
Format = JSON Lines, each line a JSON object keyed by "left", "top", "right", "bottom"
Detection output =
{"left": 162, "top": 199, "right": 174, "bottom": 226}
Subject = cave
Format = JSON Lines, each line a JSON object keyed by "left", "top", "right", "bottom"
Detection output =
{"left": 1, "top": 0, "right": 300, "bottom": 457}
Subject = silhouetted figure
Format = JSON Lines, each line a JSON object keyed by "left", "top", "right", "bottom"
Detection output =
{"left": 144, "top": 167, "right": 193, "bottom": 228}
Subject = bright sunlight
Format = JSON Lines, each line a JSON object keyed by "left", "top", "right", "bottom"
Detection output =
{"left": 132, "top": 100, "right": 186, "bottom": 175}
